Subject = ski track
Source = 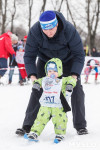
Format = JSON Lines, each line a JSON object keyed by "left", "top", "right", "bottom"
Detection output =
{"left": 0, "top": 75, "right": 100, "bottom": 150}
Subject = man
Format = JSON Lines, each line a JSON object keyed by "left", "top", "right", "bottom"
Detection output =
{"left": 16, "top": 11, "right": 88, "bottom": 135}
{"left": 0, "top": 31, "right": 18, "bottom": 83}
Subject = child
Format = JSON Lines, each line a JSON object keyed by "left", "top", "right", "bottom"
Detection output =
{"left": 84, "top": 59, "right": 99, "bottom": 84}
{"left": 16, "top": 45, "right": 27, "bottom": 85}
{"left": 24, "top": 58, "right": 76, "bottom": 143}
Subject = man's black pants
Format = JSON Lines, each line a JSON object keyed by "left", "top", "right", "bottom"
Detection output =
{"left": 22, "top": 58, "right": 87, "bottom": 130}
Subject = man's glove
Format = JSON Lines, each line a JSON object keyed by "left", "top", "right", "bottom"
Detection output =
{"left": 33, "top": 83, "right": 40, "bottom": 91}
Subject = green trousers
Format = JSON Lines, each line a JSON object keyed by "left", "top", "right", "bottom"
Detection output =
{"left": 31, "top": 106, "right": 68, "bottom": 136}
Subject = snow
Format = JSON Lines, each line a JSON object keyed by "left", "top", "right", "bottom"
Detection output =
{"left": 0, "top": 74, "right": 100, "bottom": 150}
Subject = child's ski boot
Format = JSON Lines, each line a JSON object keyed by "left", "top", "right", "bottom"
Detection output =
{"left": 27, "top": 132, "right": 38, "bottom": 142}
{"left": 54, "top": 135, "right": 64, "bottom": 144}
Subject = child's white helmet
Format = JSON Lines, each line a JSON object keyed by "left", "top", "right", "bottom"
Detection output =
{"left": 90, "top": 60, "right": 95, "bottom": 66}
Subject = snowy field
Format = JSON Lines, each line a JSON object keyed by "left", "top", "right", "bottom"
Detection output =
{"left": 0, "top": 74, "right": 100, "bottom": 150}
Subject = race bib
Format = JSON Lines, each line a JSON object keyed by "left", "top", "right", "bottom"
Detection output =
{"left": 16, "top": 51, "right": 25, "bottom": 64}
{"left": 39, "top": 77, "right": 62, "bottom": 108}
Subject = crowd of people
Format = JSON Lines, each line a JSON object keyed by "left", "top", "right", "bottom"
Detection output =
{"left": 0, "top": 31, "right": 28, "bottom": 86}
{"left": 84, "top": 45, "right": 100, "bottom": 57}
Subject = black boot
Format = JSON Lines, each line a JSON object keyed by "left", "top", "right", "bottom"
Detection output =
{"left": 15, "top": 125, "right": 31, "bottom": 136}
{"left": 77, "top": 128, "right": 88, "bottom": 135}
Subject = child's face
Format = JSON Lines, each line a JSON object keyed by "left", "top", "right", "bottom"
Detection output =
{"left": 47, "top": 70, "right": 58, "bottom": 78}
{"left": 19, "top": 48, "right": 23, "bottom": 52}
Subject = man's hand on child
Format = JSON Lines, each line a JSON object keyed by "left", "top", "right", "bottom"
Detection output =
{"left": 30, "top": 75, "right": 37, "bottom": 82}
{"left": 71, "top": 75, "right": 77, "bottom": 82}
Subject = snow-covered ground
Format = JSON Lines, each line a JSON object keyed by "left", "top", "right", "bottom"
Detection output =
{"left": 0, "top": 74, "right": 100, "bottom": 150}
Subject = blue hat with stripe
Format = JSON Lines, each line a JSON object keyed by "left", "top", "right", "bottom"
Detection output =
{"left": 46, "top": 62, "right": 58, "bottom": 72}
{"left": 17, "top": 45, "right": 24, "bottom": 50}
{"left": 39, "top": 11, "right": 58, "bottom": 30}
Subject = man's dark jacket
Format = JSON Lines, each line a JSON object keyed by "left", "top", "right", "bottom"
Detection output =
{"left": 24, "top": 11, "right": 85, "bottom": 77}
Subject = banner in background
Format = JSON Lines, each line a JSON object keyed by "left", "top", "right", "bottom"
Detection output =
{"left": 82, "top": 56, "right": 100, "bottom": 74}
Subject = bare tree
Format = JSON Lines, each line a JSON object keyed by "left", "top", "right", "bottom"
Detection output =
{"left": 0, "top": 0, "right": 2, "bottom": 16}
{"left": 58, "top": 0, "right": 64, "bottom": 12}
{"left": 86, "top": 0, "right": 100, "bottom": 51}
{"left": 65, "top": 0, "right": 76, "bottom": 27}
{"left": 10, "top": 0, "right": 17, "bottom": 32}
{"left": 40, "top": 0, "right": 47, "bottom": 14}
{"left": 28, "top": 0, "right": 33, "bottom": 30}
{"left": 51, "top": 0, "right": 76, "bottom": 27}
{"left": 0, "top": 0, "right": 2, "bottom": 33}
{"left": 1, "top": 0, "right": 7, "bottom": 34}
{"left": 51, "top": 0, "right": 64, "bottom": 12}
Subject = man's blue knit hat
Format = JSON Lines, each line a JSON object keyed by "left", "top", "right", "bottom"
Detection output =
{"left": 39, "top": 11, "right": 58, "bottom": 30}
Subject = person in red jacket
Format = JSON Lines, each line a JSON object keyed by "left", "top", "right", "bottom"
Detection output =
{"left": 0, "top": 31, "right": 18, "bottom": 81}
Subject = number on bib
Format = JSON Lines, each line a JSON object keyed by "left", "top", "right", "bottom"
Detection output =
{"left": 45, "top": 96, "right": 55, "bottom": 103}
